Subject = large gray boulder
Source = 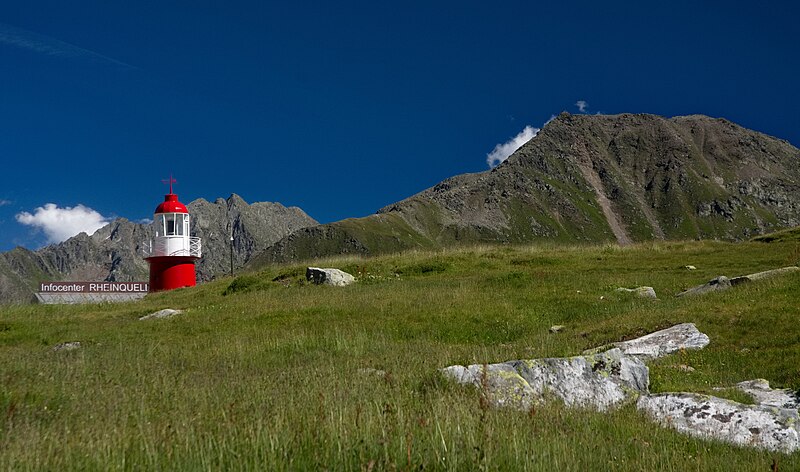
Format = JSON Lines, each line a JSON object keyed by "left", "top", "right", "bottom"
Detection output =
{"left": 306, "top": 267, "right": 355, "bottom": 287}
{"left": 583, "top": 323, "right": 710, "bottom": 360}
{"left": 441, "top": 348, "right": 649, "bottom": 412}
{"left": 637, "top": 393, "right": 800, "bottom": 453}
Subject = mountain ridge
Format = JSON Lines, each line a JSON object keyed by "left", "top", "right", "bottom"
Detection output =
{"left": 250, "top": 112, "right": 800, "bottom": 267}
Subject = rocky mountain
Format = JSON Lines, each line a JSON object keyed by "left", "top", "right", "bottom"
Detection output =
{"left": 0, "top": 195, "right": 316, "bottom": 303}
{"left": 251, "top": 113, "right": 800, "bottom": 266}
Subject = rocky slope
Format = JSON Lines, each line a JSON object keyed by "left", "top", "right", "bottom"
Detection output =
{"left": 0, "top": 195, "right": 316, "bottom": 303}
{"left": 252, "top": 113, "right": 800, "bottom": 265}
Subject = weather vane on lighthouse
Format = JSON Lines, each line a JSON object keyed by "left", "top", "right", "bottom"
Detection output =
{"left": 163, "top": 175, "right": 177, "bottom": 194}
{"left": 143, "top": 176, "right": 202, "bottom": 292}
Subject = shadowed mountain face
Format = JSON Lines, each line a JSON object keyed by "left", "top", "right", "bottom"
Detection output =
{"left": 0, "top": 195, "right": 317, "bottom": 303}
{"left": 252, "top": 113, "right": 800, "bottom": 266}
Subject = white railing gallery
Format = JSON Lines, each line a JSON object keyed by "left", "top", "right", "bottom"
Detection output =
{"left": 142, "top": 237, "right": 202, "bottom": 258}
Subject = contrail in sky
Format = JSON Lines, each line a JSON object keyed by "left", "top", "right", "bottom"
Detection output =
{"left": 0, "top": 22, "right": 136, "bottom": 69}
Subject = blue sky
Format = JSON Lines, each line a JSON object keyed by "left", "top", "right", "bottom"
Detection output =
{"left": 1, "top": 0, "right": 798, "bottom": 250}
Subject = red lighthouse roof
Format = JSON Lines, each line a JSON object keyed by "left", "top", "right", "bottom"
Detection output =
{"left": 155, "top": 193, "right": 188, "bottom": 214}
{"left": 154, "top": 176, "right": 189, "bottom": 214}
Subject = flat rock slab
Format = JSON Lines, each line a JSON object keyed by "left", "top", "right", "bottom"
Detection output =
{"left": 733, "top": 266, "right": 800, "bottom": 285}
{"left": 677, "top": 266, "right": 799, "bottom": 297}
{"left": 615, "top": 286, "right": 657, "bottom": 299}
{"left": 441, "top": 348, "right": 649, "bottom": 411}
{"left": 139, "top": 309, "right": 183, "bottom": 321}
{"left": 734, "top": 379, "right": 800, "bottom": 410}
{"left": 637, "top": 393, "right": 800, "bottom": 453}
{"left": 306, "top": 267, "right": 355, "bottom": 287}
{"left": 584, "top": 323, "right": 710, "bottom": 360}
{"left": 52, "top": 341, "right": 81, "bottom": 352}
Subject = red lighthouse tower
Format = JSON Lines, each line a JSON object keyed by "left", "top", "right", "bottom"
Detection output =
{"left": 144, "top": 178, "right": 202, "bottom": 292}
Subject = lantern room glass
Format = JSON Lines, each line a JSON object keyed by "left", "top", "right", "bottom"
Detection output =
{"left": 155, "top": 213, "right": 188, "bottom": 237}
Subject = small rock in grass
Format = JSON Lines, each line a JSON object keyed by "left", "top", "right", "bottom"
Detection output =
{"left": 139, "top": 309, "right": 183, "bottom": 321}
{"left": 616, "top": 286, "right": 657, "bottom": 299}
{"left": 306, "top": 267, "right": 355, "bottom": 287}
{"left": 673, "top": 364, "right": 696, "bottom": 372}
{"left": 357, "top": 368, "right": 387, "bottom": 378}
{"left": 685, "top": 265, "right": 697, "bottom": 270}
{"left": 549, "top": 325, "right": 565, "bottom": 334}
{"left": 52, "top": 342, "right": 81, "bottom": 352}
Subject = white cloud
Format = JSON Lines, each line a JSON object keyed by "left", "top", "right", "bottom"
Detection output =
{"left": 486, "top": 125, "right": 540, "bottom": 168}
{"left": 0, "top": 199, "right": 10, "bottom": 206}
{"left": 575, "top": 100, "right": 588, "bottom": 113}
{"left": 16, "top": 203, "right": 110, "bottom": 244}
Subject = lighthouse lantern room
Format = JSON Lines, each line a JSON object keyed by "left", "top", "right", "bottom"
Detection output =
{"left": 144, "top": 177, "right": 202, "bottom": 292}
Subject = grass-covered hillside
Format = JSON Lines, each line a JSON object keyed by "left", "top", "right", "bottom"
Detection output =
{"left": 2, "top": 234, "right": 799, "bottom": 470}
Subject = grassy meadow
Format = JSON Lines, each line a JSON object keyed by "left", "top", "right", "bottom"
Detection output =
{"left": 1, "top": 236, "right": 800, "bottom": 470}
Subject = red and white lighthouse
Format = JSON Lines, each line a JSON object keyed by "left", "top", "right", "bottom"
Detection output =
{"left": 144, "top": 178, "right": 202, "bottom": 292}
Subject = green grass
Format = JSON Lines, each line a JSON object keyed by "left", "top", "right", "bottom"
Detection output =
{"left": 2, "top": 238, "right": 800, "bottom": 470}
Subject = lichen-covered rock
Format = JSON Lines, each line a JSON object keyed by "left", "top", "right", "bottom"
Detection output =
{"left": 637, "top": 393, "right": 800, "bottom": 453}
{"left": 734, "top": 379, "right": 800, "bottom": 410}
{"left": 441, "top": 348, "right": 649, "bottom": 411}
{"left": 583, "top": 323, "right": 710, "bottom": 360}
{"left": 139, "top": 308, "right": 183, "bottom": 320}
{"left": 615, "top": 286, "right": 658, "bottom": 299}
{"left": 306, "top": 267, "right": 355, "bottom": 287}
{"left": 676, "top": 276, "right": 731, "bottom": 297}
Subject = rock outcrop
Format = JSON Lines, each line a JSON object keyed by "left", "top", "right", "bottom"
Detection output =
{"left": 441, "top": 322, "right": 800, "bottom": 453}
